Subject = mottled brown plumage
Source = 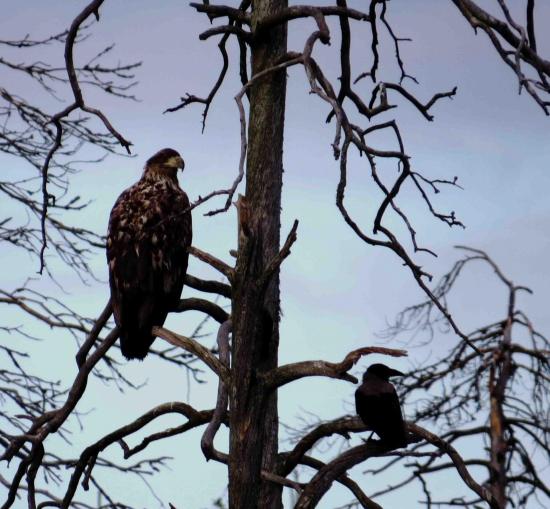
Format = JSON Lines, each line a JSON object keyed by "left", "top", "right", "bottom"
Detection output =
{"left": 107, "top": 148, "right": 192, "bottom": 359}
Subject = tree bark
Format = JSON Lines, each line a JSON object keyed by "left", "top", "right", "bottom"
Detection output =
{"left": 228, "top": 0, "right": 287, "bottom": 507}
{"left": 488, "top": 319, "right": 513, "bottom": 509}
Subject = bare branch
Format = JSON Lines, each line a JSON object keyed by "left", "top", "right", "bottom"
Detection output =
{"left": 299, "top": 455, "right": 382, "bottom": 509}
{"left": 203, "top": 52, "right": 303, "bottom": 216}
{"left": 164, "top": 30, "right": 231, "bottom": 131}
{"left": 259, "top": 4, "right": 368, "bottom": 35}
{"left": 294, "top": 440, "right": 391, "bottom": 509}
{"left": 0, "top": 327, "right": 119, "bottom": 505}
{"left": 37, "top": 0, "right": 133, "bottom": 273}
{"left": 188, "top": 246, "right": 235, "bottom": 281}
{"left": 184, "top": 274, "right": 232, "bottom": 299}
{"left": 280, "top": 416, "right": 365, "bottom": 476}
{"left": 190, "top": 2, "right": 251, "bottom": 24}
{"left": 408, "top": 424, "right": 499, "bottom": 509}
{"left": 174, "top": 297, "right": 229, "bottom": 324}
{"left": 263, "top": 346, "right": 407, "bottom": 390}
{"left": 259, "top": 219, "right": 298, "bottom": 288}
{"left": 61, "top": 402, "right": 214, "bottom": 508}
{"left": 199, "top": 25, "right": 252, "bottom": 43}
{"left": 452, "top": 0, "right": 550, "bottom": 114}
{"left": 376, "top": 83, "right": 457, "bottom": 122}
{"left": 291, "top": 420, "right": 498, "bottom": 509}
{"left": 201, "top": 320, "right": 232, "bottom": 462}
{"left": 152, "top": 326, "right": 230, "bottom": 383}
{"left": 75, "top": 300, "right": 112, "bottom": 367}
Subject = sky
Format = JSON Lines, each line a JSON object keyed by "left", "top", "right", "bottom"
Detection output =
{"left": 1, "top": 1, "right": 549, "bottom": 508}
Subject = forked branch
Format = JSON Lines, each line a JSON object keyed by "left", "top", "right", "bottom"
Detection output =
{"left": 60, "top": 402, "right": 215, "bottom": 508}
{"left": 259, "top": 219, "right": 299, "bottom": 288}
{"left": 38, "top": 0, "right": 133, "bottom": 273}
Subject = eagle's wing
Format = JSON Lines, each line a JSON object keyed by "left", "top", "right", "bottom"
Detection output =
{"left": 107, "top": 180, "right": 191, "bottom": 359}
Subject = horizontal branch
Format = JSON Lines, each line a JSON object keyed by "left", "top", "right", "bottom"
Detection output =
{"left": 199, "top": 25, "right": 252, "bottom": 43}
{"left": 174, "top": 297, "right": 229, "bottom": 323}
{"left": 263, "top": 346, "right": 407, "bottom": 390}
{"left": 374, "top": 83, "right": 457, "bottom": 121}
{"left": 259, "top": 5, "right": 369, "bottom": 34}
{"left": 184, "top": 274, "right": 231, "bottom": 298}
{"left": 190, "top": 2, "right": 250, "bottom": 24}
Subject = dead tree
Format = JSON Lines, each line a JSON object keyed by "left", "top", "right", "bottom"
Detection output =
{"left": 1, "top": 1, "right": 549, "bottom": 508}
{"left": 357, "top": 247, "right": 549, "bottom": 509}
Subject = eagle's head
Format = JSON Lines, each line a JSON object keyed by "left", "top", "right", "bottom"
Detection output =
{"left": 143, "top": 148, "right": 185, "bottom": 181}
{"left": 363, "top": 363, "right": 404, "bottom": 382}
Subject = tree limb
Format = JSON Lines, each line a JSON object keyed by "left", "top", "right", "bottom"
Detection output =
{"left": 174, "top": 297, "right": 229, "bottom": 324}
{"left": 263, "top": 346, "right": 407, "bottom": 390}
{"left": 201, "top": 320, "right": 232, "bottom": 462}
{"left": 188, "top": 246, "right": 235, "bottom": 281}
{"left": 152, "top": 326, "right": 230, "bottom": 383}
{"left": 184, "top": 274, "right": 231, "bottom": 299}
{"left": 60, "top": 402, "right": 214, "bottom": 508}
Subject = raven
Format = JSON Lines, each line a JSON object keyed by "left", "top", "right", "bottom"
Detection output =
{"left": 355, "top": 363, "right": 408, "bottom": 448}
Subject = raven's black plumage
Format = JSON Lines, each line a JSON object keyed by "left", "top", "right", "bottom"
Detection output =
{"left": 107, "top": 148, "right": 192, "bottom": 360}
{"left": 355, "top": 363, "right": 408, "bottom": 448}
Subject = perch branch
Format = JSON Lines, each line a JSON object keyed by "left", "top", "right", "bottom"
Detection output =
{"left": 152, "top": 326, "right": 230, "bottom": 383}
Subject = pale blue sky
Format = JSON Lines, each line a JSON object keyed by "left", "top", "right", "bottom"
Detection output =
{"left": 1, "top": 1, "right": 549, "bottom": 507}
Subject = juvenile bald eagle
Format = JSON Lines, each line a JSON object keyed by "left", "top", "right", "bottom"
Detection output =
{"left": 107, "top": 148, "right": 192, "bottom": 360}
{"left": 355, "top": 363, "right": 408, "bottom": 448}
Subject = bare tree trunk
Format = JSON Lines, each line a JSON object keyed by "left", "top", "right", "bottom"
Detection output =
{"left": 228, "top": 0, "right": 287, "bottom": 507}
{"left": 488, "top": 317, "right": 513, "bottom": 509}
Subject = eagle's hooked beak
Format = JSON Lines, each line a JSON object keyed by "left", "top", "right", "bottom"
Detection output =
{"left": 177, "top": 156, "right": 185, "bottom": 171}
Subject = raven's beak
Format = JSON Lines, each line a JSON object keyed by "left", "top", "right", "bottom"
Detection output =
{"left": 388, "top": 368, "right": 405, "bottom": 377}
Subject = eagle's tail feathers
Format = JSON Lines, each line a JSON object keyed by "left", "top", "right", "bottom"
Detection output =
{"left": 119, "top": 327, "right": 155, "bottom": 360}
